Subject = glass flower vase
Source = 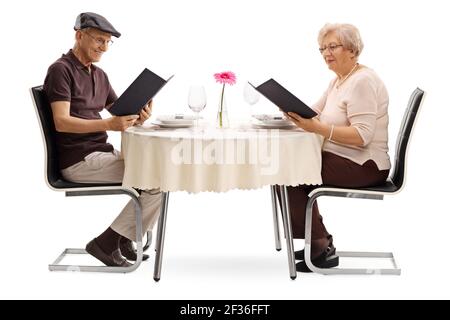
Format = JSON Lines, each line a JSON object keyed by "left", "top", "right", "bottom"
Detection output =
{"left": 216, "top": 94, "right": 229, "bottom": 129}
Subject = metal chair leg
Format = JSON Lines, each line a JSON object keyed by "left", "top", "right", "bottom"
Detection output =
{"left": 49, "top": 188, "right": 144, "bottom": 273}
{"left": 304, "top": 190, "right": 401, "bottom": 275}
{"left": 270, "top": 185, "right": 282, "bottom": 251}
{"left": 143, "top": 231, "right": 152, "bottom": 252}
{"left": 153, "top": 191, "right": 170, "bottom": 281}
{"left": 279, "top": 186, "right": 297, "bottom": 280}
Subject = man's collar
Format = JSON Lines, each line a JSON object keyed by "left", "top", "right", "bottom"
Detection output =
{"left": 65, "top": 49, "right": 97, "bottom": 71}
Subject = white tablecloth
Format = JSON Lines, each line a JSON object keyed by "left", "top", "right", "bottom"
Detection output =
{"left": 121, "top": 124, "right": 323, "bottom": 193}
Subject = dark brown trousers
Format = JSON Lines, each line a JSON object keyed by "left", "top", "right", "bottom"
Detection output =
{"left": 279, "top": 152, "right": 389, "bottom": 240}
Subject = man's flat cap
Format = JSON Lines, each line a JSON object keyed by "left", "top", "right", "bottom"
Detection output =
{"left": 74, "top": 12, "right": 121, "bottom": 38}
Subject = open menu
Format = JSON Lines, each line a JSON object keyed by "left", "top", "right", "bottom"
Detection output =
{"left": 249, "top": 79, "right": 317, "bottom": 119}
{"left": 109, "top": 68, "right": 174, "bottom": 116}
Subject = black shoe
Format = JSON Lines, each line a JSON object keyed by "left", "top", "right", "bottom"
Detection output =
{"left": 296, "top": 246, "right": 339, "bottom": 273}
{"left": 295, "top": 246, "right": 336, "bottom": 260}
{"left": 119, "top": 239, "right": 149, "bottom": 262}
{"left": 295, "top": 235, "right": 335, "bottom": 260}
{"left": 86, "top": 238, "right": 132, "bottom": 267}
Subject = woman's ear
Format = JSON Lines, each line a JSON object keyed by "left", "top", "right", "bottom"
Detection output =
{"left": 349, "top": 49, "right": 356, "bottom": 59}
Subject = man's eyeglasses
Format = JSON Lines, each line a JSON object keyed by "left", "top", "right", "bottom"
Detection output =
{"left": 84, "top": 31, "right": 114, "bottom": 47}
{"left": 319, "top": 43, "right": 343, "bottom": 54}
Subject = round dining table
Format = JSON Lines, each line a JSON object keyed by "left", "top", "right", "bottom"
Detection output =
{"left": 121, "top": 123, "right": 324, "bottom": 280}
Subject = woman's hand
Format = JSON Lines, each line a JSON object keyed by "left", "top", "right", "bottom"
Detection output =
{"left": 285, "top": 112, "right": 321, "bottom": 133}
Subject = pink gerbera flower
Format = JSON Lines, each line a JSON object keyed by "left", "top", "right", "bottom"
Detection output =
{"left": 214, "top": 71, "right": 237, "bottom": 86}
{"left": 214, "top": 71, "right": 237, "bottom": 128}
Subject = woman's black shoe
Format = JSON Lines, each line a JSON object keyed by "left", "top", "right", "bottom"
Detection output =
{"left": 295, "top": 250, "right": 305, "bottom": 260}
{"left": 295, "top": 246, "right": 336, "bottom": 260}
{"left": 296, "top": 245, "right": 339, "bottom": 273}
{"left": 295, "top": 235, "right": 335, "bottom": 260}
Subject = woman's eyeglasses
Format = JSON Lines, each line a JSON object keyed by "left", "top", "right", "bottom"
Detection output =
{"left": 319, "top": 43, "right": 343, "bottom": 54}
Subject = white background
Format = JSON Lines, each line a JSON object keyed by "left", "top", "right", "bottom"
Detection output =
{"left": 0, "top": 0, "right": 448, "bottom": 299}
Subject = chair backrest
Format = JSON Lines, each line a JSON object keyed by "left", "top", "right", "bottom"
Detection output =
{"left": 389, "top": 88, "right": 425, "bottom": 189}
{"left": 30, "top": 85, "right": 63, "bottom": 188}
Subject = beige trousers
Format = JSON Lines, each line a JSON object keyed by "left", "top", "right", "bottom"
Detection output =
{"left": 61, "top": 150, "right": 161, "bottom": 241}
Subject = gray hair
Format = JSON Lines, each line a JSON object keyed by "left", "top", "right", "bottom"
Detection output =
{"left": 318, "top": 23, "right": 364, "bottom": 58}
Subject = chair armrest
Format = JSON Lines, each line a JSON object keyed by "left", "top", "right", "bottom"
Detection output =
{"left": 308, "top": 187, "right": 384, "bottom": 200}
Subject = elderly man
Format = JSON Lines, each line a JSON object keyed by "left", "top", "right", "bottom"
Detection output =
{"left": 44, "top": 12, "right": 161, "bottom": 267}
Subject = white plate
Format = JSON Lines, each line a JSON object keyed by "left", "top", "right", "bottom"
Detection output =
{"left": 151, "top": 120, "right": 193, "bottom": 128}
{"left": 156, "top": 114, "right": 196, "bottom": 125}
{"left": 252, "top": 121, "right": 296, "bottom": 129}
{"left": 252, "top": 114, "right": 292, "bottom": 126}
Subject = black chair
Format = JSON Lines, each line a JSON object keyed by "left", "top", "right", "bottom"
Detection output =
{"left": 302, "top": 88, "right": 425, "bottom": 275}
{"left": 30, "top": 85, "right": 152, "bottom": 273}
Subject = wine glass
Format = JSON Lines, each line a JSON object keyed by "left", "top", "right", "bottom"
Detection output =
{"left": 188, "top": 85, "right": 207, "bottom": 128}
{"left": 243, "top": 82, "right": 260, "bottom": 118}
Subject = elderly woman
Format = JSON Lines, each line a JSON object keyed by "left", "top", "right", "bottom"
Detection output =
{"left": 284, "top": 23, "right": 391, "bottom": 272}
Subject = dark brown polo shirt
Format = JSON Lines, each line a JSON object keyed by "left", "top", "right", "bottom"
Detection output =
{"left": 44, "top": 50, "right": 117, "bottom": 169}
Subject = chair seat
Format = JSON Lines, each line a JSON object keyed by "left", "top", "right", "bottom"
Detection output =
{"left": 50, "top": 179, "right": 122, "bottom": 190}
{"left": 317, "top": 180, "right": 400, "bottom": 194}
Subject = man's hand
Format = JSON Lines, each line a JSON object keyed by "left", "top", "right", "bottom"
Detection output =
{"left": 135, "top": 101, "right": 153, "bottom": 126}
{"left": 107, "top": 115, "right": 139, "bottom": 131}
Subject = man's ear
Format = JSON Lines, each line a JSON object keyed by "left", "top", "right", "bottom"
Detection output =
{"left": 75, "top": 30, "right": 83, "bottom": 41}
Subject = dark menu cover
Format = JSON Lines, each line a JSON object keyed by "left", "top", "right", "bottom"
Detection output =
{"left": 109, "top": 68, "right": 173, "bottom": 116}
{"left": 250, "top": 79, "right": 317, "bottom": 119}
